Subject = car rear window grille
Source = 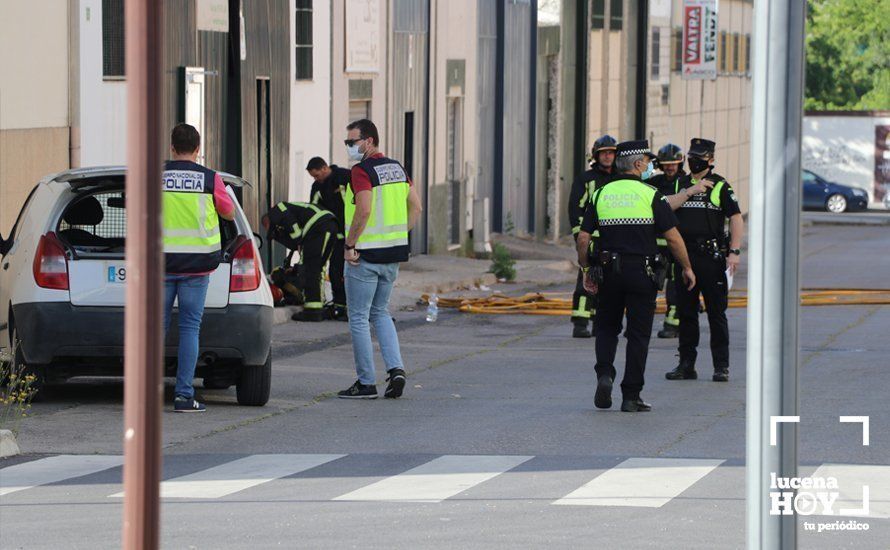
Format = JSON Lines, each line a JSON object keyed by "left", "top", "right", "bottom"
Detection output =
{"left": 60, "top": 192, "right": 128, "bottom": 241}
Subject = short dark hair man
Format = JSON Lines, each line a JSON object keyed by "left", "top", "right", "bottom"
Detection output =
{"left": 163, "top": 123, "right": 236, "bottom": 413}
{"left": 339, "top": 119, "right": 423, "bottom": 400}
{"left": 305, "top": 156, "right": 350, "bottom": 319}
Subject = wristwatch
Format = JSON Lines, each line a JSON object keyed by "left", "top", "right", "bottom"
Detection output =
{"left": 344, "top": 243, "right": 356, "bottom": 251}
{"left": 728, "top": 248, "right": 741, "bottom": 255}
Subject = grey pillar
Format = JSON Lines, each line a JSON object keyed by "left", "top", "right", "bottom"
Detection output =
{"left": 745, "top": 0, "right": 807, "bottom": 549}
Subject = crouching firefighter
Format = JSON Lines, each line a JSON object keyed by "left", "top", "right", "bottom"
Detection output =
{"left": 262, "top": 202, "right": 342, "bottom": 322}
{"left": 568, "top": 134, "right": 616, "bottom": 338}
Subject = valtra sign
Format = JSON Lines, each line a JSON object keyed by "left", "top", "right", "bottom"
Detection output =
{"left": 683, "top": 0, "right": 718, "bottom": 80}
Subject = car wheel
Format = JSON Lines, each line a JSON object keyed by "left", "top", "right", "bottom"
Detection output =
{"left": 826, "top": 193, "right": 847, "bottom": 213}
{"left": 236, "top": 348, "right": 271, "bottom": 406}
{"left": 202, "top": 377, "right": 233, "bottom": 390}
{"left": 7, "top": 326, "right": 47, "bottom": 402}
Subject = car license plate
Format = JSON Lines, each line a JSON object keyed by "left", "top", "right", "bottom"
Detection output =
{"left": 107, "top": 265, "right": 126, "bottom": 284}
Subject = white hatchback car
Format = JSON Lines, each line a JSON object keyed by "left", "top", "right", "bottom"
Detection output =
{"left": 0, "top": 166, "right": 274, "bottom": 405}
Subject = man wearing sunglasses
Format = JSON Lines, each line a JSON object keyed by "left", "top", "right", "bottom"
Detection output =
{"left": 338, "top": 119, "right": 423, "bottom": 400}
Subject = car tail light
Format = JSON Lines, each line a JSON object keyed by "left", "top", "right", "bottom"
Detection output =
{"left": 230, "top": 236, "right": 261, "bottom": 292}
{"left": 33, "top": 232, "right": 69, "bottom": 290}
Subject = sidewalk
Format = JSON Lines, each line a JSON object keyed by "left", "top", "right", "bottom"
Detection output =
{"left": 273, "top": 237, "right": 578, "bottom": 324}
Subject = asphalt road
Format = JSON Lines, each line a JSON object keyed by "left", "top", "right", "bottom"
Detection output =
{"left": 1, "top": 224, "right": 888, "bottom": 549}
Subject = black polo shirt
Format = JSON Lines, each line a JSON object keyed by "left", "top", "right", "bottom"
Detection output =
{"left": 310, "top": 165, "right": 350, "bottom": 231}
{"left": 580, "top": 174, "right": 678, "bottom": 256}
{"left": 673, "top": 171, "right": 741, "bottom": 241}
{"left": 648, "top": 170, "right": 686, "bottom": 198}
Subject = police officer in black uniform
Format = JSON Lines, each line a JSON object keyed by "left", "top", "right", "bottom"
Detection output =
{"left": 665, "top": 138, "right": 745, "bottom": 383}
{"left": 577, "top": 140, "right": 696, "bottom": 412}
{"left": 568, "top": 135, "right": 617, "bottom": 338}
{"left": 649, "top": 144, "right": 686, "bottom": 338}
{"left": 306, "top": 157, "right": 351, "bottom": 320}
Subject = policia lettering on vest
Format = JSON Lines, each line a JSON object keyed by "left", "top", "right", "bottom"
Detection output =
{"left": 664, "top": 138, "right": 745, "bottom": 383}
{"left": 263, "top": 202, "right": 341, "bottom": 322}
{"left": 576, "top": 140, "right": 696, "bottom": 413}
{"left": 567, "top": 135, "right": 616, "bottom": 338}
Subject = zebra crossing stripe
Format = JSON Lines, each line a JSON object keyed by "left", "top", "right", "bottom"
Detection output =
{"left": 0, "top": 455, "right": 123, "bottom": 497}
{"left": 553, "top": 457, "right": 724, "bottom": 507}
{"left": 803, "top": 463, "right": 890, "bottom": 518}
{"left": 333, "top": 455, "right": 534, "bottom": 503}
{"left": 109, "top": 454, "right": 344, "bottom": 499}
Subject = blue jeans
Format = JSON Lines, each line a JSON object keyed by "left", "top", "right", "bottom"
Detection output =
{"left": 345, "top": 258, "right": 404, "bottom": 385}
{"left": 163, "top": 274, "right": 210, "bottom": 399}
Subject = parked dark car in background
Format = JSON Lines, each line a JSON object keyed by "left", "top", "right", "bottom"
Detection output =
{"left": 802, "top": 169, "right": 869, "bottom": 213}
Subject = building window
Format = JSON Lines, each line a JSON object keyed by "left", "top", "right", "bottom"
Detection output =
{"left": 295, "top": 0, "right": 313, "bottom": 80}
{"left": 102, "top": 0, "right": 125, "bottom": 78}
{"left": 651, "top": 28, "right": 661, "bottom": 79}
{"left": 591, "top": 0, "right": 605, "bottom": 30}
{"left": 609, "top": 0, "right": 623, "bottom": 31}
{"left": 718, "top": 31, "right": 728, "bottom": 73}
{"left": 732, "top": 33, "right": 741, "bottom": 73}
{"left": 348, "top": 79, "right": 372, "bottom": 122}
{"left": 672, "top": 28, "right": 682, "bottom": 72}
{"left": 744, "top": 34, "right": 752, "bottom": 74}
{"left": 661, "top": 84, "right": 669, "bottom": 105}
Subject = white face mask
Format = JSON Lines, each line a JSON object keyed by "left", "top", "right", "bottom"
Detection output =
{"left": 346, "top": 144, "right": 363, "bottom": 162}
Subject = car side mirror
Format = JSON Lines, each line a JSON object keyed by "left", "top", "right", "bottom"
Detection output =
{"left": 253, "top": 232, "right": 264, "bottom": 250}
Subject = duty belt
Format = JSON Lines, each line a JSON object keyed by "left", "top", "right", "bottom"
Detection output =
{"left": 691, "top": 238, "right": 727, "bottom": 261}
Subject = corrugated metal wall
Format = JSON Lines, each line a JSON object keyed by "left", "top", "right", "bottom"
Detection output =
{"left": 238, "top": 0, "right": 290, "bottom": 231}
{"left": 476, "top": 0, "right": 497, "bottom": 224}
{"left": 391, "top": 0, "right": 430, "bottom": 255}
{"left": 502, "top": 1, "right": 533, "bottom": 234}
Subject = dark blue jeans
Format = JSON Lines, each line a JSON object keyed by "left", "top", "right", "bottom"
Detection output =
{"left": 163, "top": 274, "right": 210, "bottom": 399}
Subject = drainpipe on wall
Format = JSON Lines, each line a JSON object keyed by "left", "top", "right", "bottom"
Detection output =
{"left": 634, "top": 0, "right": 648, "bottom": 139}
{"left": 68, "top": 0, "right": 81, "bottom": 168}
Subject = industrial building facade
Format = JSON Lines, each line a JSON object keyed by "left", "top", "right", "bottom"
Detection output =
{"left": 1, "top": 1, "right": 753, "bottom": 258}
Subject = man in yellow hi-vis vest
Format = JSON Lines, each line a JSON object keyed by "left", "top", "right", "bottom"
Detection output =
{"left": 577, "top": 140, "right": 695, "bottom": 413}
{"left": 338, "top": 119, "right": 423, "bottom": 400}
{"left": 163, "top": 124, "right": 235, "bottom": 413}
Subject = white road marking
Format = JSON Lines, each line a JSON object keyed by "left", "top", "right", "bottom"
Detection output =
{"left": 1, "top": 455, "right": 123, "bottom": 497}
{"left": 804, "top": 463, "right": 890, "bottom": 518}
{"left": 554, "top": 457, "right": 725, "bottom": 507}
{"left": 110, "top": 454, "right": 344, "bottom": 499}
{"left": 333, "top": 455, "right": 534, "bottom": 503}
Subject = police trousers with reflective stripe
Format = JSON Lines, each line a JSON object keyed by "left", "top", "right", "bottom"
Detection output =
{"left": 300, "top": 219, "right": 341, "bottom": 310}
{"left": 594, "top": 257, "right": 657, "bottom": 400}
{"left": 571, "top": 234, "right": 596, "bottom": 325}
{"left": 676, "top": 250, "right": 730, "bottom": 368}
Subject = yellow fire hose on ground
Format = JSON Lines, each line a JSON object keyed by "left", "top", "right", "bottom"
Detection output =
{"left": 421, "top": 289, "right": 890, "bottom": 316}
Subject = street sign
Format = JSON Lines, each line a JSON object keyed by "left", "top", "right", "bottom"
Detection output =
{"left": 682, "top": 0, "right": 718, "bottom": 80}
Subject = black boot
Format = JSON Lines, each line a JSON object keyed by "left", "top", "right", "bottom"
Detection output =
{"left": 620, "top": 397, "right": 652, "bottom": 412}
{"left": 657, "top": 325, "right": 679, "bottom": 339}
{"left": 572, "top": 320, "right": 592, "bottom": 338}
{"left": 292, "top": 308, "right": 325, "bottom": 322}
{"left": 665, "top": 359, "right": 697, "bottom": 380}
{"left": 713, "top": 367, "right": 729, "bottom": 382}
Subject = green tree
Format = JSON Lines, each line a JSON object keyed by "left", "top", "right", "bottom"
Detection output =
{"left": 805, "top": 0, "right": 890, "bottom": 110}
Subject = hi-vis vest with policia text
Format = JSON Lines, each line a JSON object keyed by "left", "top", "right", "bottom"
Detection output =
{"left": 344, "top": 156, "right": 411, "bottom": 264}
{"left": 674, "top": 175, "right": 728, "bottom": 239}
{"left": 162, "top": 160, "right": 222, "bottom": 273}
{"left": 589, "top": 178, "right": 661, "bottom": 256}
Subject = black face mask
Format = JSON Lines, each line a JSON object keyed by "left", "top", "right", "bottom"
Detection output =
{"left": 688, "top": 157, "right": 712, "bottom": 174}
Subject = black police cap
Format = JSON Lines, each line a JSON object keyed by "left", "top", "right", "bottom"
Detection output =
{"left": 616, "top": 139, "right": 655, "bottom": 159}
{"left": 688, "top": 138, "right": 716, "bottom": 157}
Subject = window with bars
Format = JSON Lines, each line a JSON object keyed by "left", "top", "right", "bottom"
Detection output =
{"left": 672, "top": 28, "right": 682, "bottom": 72}
{"left": 732, "top": 33, "right": 740, "bottom": 73}
{"left": 102, "top": 0, "right": 125, "bottom": 78}
{"left": 609, "top": 0, "right": 623, "bottom": 31}
{"left": 295, "top": 0, "right": 313, "bottom": 80}
{"left": 651, "top": 28, "right": 661, "bottom": 79}
{"left": 718, "top": 31, "right": 728, "bottom": 73}
{"left": 591, "top": 0, "right": 605, "bottom": 30}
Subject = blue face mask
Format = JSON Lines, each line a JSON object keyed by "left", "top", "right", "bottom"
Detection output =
{"left": 346, "top": 144, "right": 363, "bottom": 162}
{"left": 641, "top": 161, "right": 655, "bottom": 180}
